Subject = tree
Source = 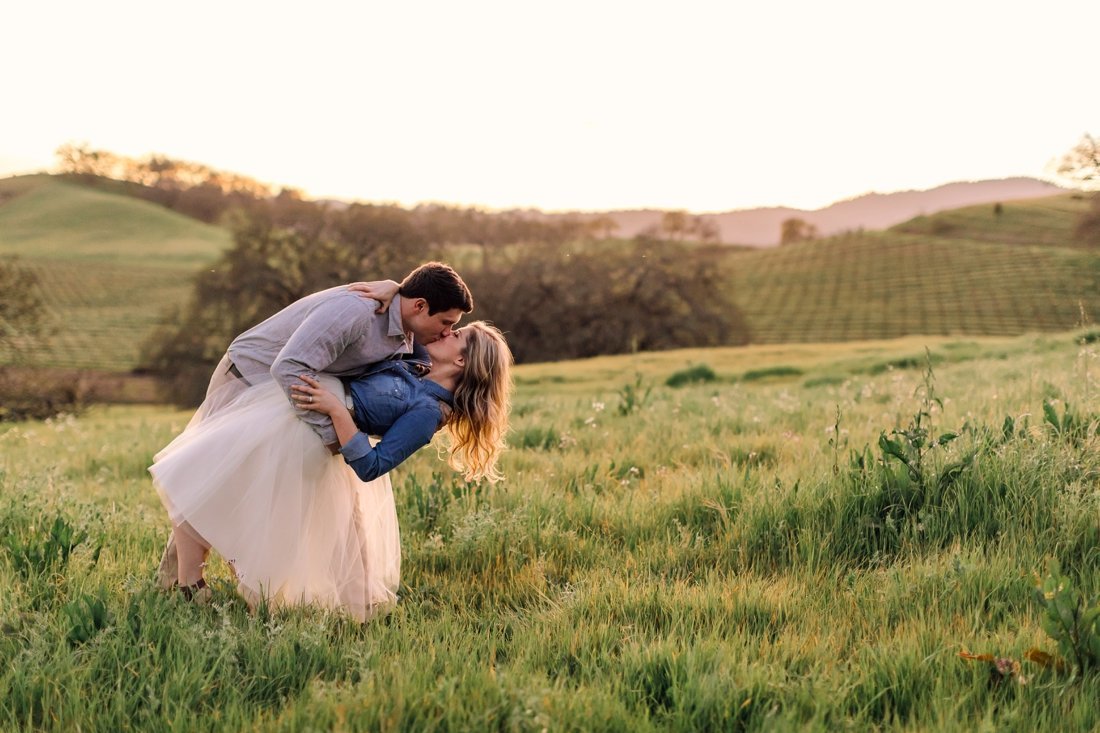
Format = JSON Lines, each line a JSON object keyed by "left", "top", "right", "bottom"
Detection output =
{"left": 1056, "top": 134, "right": 1100, "bottom": 190}
{"left": 141, "top": 208, "right": 354, "bottom": 405}
{"left": 780, "top": 217, "right": 819, "bottom": 245}
{"left": 692, "top": 216, "right": 721, "bottom": 244}
{"left": 1056, "top": 134, "right": 1100, "bottom": 247}
{"left": 331, "top": 203, "right": 431, "bottom": 275}
{"left": 55, "top": 143, "right": 124, "bottom": 180}
{"left": 1073, "top": 197, "right": 1100, "bottom": 248}
{"left": 0, "top": 261, "right": 78, "bottom": 421}
{"left": 0, "top": 258, "right": 47, "bottom": 358}
{"left": 587, "top": 215, "right": 619, "bottom": 240}
{"left": 661, "top": 211, "right": 690, "bottom": 241}
{"left": 465, "top": 242, "right": 750, "bottom": 363}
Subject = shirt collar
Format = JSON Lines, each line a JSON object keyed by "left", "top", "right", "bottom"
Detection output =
{"left": 387, "top": 294, "right": 413, "bottom": 348}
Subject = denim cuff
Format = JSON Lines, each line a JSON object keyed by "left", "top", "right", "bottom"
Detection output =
{"left": 340, "top": 432, "right": 373, "bottom": 462}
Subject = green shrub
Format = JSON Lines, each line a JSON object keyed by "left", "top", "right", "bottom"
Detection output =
{"left": 740, "top": 365, "right": 802, "bottom": 381}
{"left": 666, "top": 363, "right": 717, "bottom": 387}
{"left": 1034, "top": 561, "right": 1100, "bottom": 674}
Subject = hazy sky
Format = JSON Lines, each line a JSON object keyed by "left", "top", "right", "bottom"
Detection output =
{"left": 2, "top": 1, "right": 1097, "bottom": 212}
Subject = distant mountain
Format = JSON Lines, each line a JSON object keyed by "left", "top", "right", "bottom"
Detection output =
{"left": 553, "top": 177, "right": 1069, "bottom": 246}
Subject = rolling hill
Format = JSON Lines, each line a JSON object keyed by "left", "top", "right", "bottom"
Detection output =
{"left": 723, "top": 193, "right": 1099, "bottom": 343}
{"left": 0, "top": 176, "right": 230, "bottom": 371}
{"left": 0, "top": 175, "right": 1097, "bottom": 378}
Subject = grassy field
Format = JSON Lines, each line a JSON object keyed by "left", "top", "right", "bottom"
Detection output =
{"left": 0, "top": 176, "right": 229, "bottom": 370}
{"left": 1, "top": 332, "right": 1097, "bottom": 730}
{"left": 2, "top": 177, "right": 1099, "bottom": 374}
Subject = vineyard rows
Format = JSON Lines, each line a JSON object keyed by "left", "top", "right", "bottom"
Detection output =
{"left": 0, "top": 259, "right": 193, "bottom": 371}
{"left": 727, "top": 232, "right": 1100, "bottom": 343}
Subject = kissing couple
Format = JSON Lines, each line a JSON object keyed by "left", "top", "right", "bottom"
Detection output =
{"left": 150, "top": 261, "right": 512, "bottom": 620}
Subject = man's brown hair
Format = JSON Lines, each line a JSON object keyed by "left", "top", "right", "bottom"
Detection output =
{"left": 399, "top": 262, "right": 474, "bottom": 314}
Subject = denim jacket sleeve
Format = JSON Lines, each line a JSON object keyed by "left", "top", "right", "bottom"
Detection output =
{"left": 338, "top": 404, "right": 441, "bottom": 482}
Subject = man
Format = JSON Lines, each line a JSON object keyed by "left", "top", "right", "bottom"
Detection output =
{"left": 158, "top": 261, "right": 473, "bottom": 594}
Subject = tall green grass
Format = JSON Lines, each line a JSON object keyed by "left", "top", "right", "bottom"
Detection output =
{"left": 1, "top": 333, "right": 1097, "bottom": 730}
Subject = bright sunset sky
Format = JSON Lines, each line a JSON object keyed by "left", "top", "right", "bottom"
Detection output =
{"left": 2, "top": 1, "right": 1097, "bottom": 212}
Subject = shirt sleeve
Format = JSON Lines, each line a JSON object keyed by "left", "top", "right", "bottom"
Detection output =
{"left": 271, "top": 295, "right": 377, "bottom": 445}
{"left": 338, "top": 406, "right": 439, "bottom": 482}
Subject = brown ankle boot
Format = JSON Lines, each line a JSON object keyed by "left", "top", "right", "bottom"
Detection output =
{"left": 179, "top": 577, "right": 212, "bottom": 605}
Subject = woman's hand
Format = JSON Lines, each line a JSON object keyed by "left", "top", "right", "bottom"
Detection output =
{"left": 347, "top": 279, "right": 400, "bottom": 313}
{"left": 291, "top": 375, "right": 346, "bottom": 417}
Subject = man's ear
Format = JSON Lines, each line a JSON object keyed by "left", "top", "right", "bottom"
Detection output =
{"left": 411, "top": 298, "right": 428, "bottom": 313}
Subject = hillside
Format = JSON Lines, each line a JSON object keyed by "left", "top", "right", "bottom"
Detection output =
{"left": 721, "top": 192, "right": 1100, "bottom": 343}
{"left": 0, "top": 175, "right": 229, "bottom": 265}
{"left": 892, "top": 191, "right": 1093, "bottom": 248}
{"left": 0, "top": 176, "right": 231, "bottom": 371}
{"left": 0, "top": 175, "right": 1097, "bottom": 376}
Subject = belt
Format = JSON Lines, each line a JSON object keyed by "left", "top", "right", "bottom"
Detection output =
{"left": 226, "top": 360, "right": 251, "bottom": 385}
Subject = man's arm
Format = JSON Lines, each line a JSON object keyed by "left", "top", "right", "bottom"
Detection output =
{"left": 270, "top": 295, "right": 378, "bottom": 446}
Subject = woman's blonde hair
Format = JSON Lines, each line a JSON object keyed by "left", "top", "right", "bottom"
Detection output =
{"left": 443, "top": 321, "right": 513, "bottom": 483}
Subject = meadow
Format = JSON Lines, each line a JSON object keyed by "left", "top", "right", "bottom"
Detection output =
{"left": 1, "top": 332, "right": 1097, "bottom": 731}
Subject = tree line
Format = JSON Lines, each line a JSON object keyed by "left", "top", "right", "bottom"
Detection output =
{"left": 139, "top": 193, "right": 750, "bottom": 405}
{"left": 57, "top": 144, "right": 602, "bottom": 245}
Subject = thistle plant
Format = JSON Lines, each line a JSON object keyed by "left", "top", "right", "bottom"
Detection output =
{"left": 876, "top": 350, "right": 958, "bottom": 492}
{"left": 1033, "top": 561, "right": 1100, "bottom": 675}
{"left": 616, "top": 373, "right": 652, "bottom": 416}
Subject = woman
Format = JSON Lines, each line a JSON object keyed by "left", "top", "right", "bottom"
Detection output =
{"left": 150, "top": 321, "right": 512, "bottom": 620}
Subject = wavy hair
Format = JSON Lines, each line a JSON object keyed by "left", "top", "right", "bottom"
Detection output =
{"left": 442, "top": 321, "right": 512, "bottom": 483}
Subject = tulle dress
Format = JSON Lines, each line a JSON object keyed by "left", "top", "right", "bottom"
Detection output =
{"left": 149, "top": 375, "right": 400, "bottom": 621}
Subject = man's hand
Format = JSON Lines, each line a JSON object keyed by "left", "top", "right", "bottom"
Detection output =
{"left": 347, "top": 280, "right": 400, "bottom": 313}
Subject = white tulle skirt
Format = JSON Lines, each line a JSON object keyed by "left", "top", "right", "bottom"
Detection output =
{"left": 150, "top": 375, "right": 400, "bottom": 621}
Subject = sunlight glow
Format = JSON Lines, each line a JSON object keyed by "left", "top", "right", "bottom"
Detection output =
{"left": 1, "top": 0, "right": 1097, "bottom": 212}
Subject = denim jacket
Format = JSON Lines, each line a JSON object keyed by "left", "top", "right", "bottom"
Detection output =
{"left": 338, "top": 348, "right": 453, "bottom": 482}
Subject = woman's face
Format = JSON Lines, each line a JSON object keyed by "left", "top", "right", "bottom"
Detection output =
{"left": 424, "top": 326, "right": 469, "bottom": 368}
